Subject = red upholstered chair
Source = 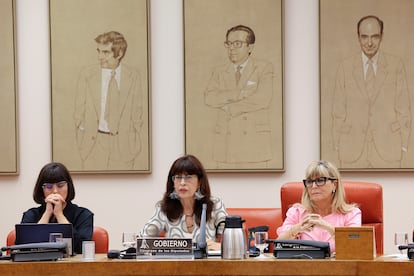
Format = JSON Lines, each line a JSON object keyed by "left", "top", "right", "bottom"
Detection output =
{"left": 93, "top": 226, "right": 109, "bottom": 253}
{"left": 280, "top": 181, "right": 383, "bottom": 255}
{"left": 227, "top": 207, "right": 283, "bottom": 251}
{"left": 6, "top": 226, "right": 109, "bottom": 253}
{"left": 6, "top": 229, "right": 15, "bottom": 247}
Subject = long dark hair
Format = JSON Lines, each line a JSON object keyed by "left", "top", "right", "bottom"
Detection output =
{"left": 160, "top": 155, "right": 213, "bottom": 226}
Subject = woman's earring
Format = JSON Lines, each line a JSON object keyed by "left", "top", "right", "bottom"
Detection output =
{"left": 194, "top": 187, "right": 205, "bottom": 200}
{"left": 169, "top": 189, "right": 179, "bottom": 200}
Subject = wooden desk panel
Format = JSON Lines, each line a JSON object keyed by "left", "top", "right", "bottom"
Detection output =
{"left": 358, "top": 260, "right": 414, "bottom": 276}
{"left": 0, "top": 254, "right": 412, "bottom": 276}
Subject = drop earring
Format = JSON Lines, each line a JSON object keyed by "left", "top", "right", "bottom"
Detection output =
{"left": 194, "top": 187, "right": 205, "bottom": 200}
{"left": 169, "top": 189, "right": 179, "bottom": 200}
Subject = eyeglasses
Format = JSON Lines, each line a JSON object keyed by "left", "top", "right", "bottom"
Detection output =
{"left": 42, "top": 181, "right": 67, "bottom": 190}
{"left": 303, "top": 177, "right": 336, "bottom": 188}
{"left": 172, "top": 175, "right": 197, "bottom": 183}
{"left": 224, "top": 40, "right": 248, "bottom": 48}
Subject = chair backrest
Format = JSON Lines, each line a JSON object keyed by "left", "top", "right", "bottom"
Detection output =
{"left": 6, "top": 229, "right": 15, "bottom": 247}
{"left": 92, "top": 226, "right": 109, "bottom": 253}
{"left": 6, "top": 226, "right": 109, "bottom": 253}
{"left": 227, "top": 207, "right": 283, "bottom": 251}
{"left": 280, "top": 181, "right": 383, "bottom": 255}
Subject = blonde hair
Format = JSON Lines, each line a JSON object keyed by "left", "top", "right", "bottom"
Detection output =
{"left": 301, "top": 160, "right": 357, "bottom": 213}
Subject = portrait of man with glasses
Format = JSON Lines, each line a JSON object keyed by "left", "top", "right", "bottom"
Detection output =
{"left": 204, "top": 25, "right": 275, "bottom": 169}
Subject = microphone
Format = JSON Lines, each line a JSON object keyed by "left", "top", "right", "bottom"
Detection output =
{"left": 398, "top": 244, "right": 414, "bottom": 250}
{"left": 194, "top": 203, "right": 207, "bottom": 259}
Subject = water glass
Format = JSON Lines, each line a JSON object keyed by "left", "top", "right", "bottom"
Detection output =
{"left": 82, "top": 241, "right": 95, "bottom": 261}
{"left": 394, "top": 232, "right": 408, "bottom": 257}
{"left": 122, "top": 232, "right": 137, "bottom": 249}
{"left": 254, "top": 231, "right": 269, "bottom": 258}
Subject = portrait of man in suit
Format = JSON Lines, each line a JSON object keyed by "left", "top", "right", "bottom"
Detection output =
{"left": 74, "top": 31, "right": 143, "bottom": 171}
{"left": 331, "top": 15, "right": 412, "bottom": 169}
{"left": 204, "top": 25, "right": 275, "bottom": 169}
{"left": 0, "top": 0, "right": 17, "bottom": 174}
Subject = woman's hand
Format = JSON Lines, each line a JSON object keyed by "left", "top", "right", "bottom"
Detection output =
{"left": 207, "top": 239, "right": 221, "bottom": 251}
{"left": 304, "top": 214, "right": 334, "bottom": 235}
{"left": 44, "top": 194, "right": 69, "bottom": 223}
{"left": 45, "top": 193, "right": 66, "bottom": 213}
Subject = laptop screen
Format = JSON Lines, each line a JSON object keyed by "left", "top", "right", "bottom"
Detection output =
{"left": 15, "top": 223, "right": 74, "bottom": 255}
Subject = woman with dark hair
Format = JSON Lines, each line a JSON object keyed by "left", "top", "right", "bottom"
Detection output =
{"left": 141, "top": 155, "right": 227, "bottom": 250}
{"left": 21, "top": 162, "right": 94, "bottom": 254}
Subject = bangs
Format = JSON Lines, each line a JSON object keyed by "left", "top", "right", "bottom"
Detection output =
{"left": 172, "top": 159, "right": 200, "bottom": 176}
{"left": 42, "top": 167, "right": 68, "bottom": 183}
{"left": 306, "top": 165, "right": 330, "bottom": 178}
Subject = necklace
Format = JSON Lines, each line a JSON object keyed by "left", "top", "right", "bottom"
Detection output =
{"left": 185, "top": 213, "right": 194, "bottom": 232}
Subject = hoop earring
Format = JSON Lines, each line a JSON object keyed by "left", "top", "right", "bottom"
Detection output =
{"left": 169, "top": 189, "right": 179, "bottom": 200}
{"left": 194, "top": 187, "right": 205, "bottom": 200}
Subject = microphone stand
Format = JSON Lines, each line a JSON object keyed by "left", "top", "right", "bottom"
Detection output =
{"left": 194, "top": 203, "right": 207, "bottom": 259}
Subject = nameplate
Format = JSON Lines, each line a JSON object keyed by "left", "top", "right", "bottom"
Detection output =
{"left": 136, "top": 238, "right": 193, "bottom": 259}
{"left": 335, "top": 226, "right": 375, "bottom": 260}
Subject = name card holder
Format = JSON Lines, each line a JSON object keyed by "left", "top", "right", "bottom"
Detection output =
{"left": 335, "top": 226, "right": 375, "bottom": 260}
{"left": 136, "top": 238, "right": 193, "bottom": 259}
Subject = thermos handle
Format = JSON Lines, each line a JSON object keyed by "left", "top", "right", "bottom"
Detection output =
{"left": 215, "top": 220, "right": 226, "bottom": 241}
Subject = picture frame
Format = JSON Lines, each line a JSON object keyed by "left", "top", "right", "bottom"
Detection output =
{"left": 0, "top": 0, "right": 18, "bottom": 175}
{"left": 50, "top": 0, "right": 151, "bottom": 173}
{"left": 183, "top": 0, "right": 284, "bottom": 172}
{"left": 320, "top": 0, "right": 414, "bottom": 171}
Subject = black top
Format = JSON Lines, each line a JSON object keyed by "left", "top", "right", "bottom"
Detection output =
{"left": 21, "top": 202, "right": 94, "bottom": 254}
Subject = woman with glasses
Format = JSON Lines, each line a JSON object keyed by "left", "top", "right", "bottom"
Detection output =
{"left": 21, "top": 162, "right": 93, "bottom": 254}
{"left": 276, "top": 160, "right": 361, "bottom": 253}
{"left": 141, "top": 155, "right": 227, "bottom": 250}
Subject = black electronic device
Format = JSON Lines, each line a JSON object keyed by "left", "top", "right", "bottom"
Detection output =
{"left": 107, "top": 249, "right": 121, "bottom": 259}
{"left": 1, "top": 242, "right": 67, "bottom": 262}
{"left": 398, "top": 244, "right": 414, "bottom": 260}
{"left": 270, "top": 239, "right": 331, "bottom": 259}
{"left": 107, "top": 247, "right": 137, "bottom": 259}
{"left": 194, "top": 203, "right": 207, "bottom": 259}
{"left": 15, "top": 223, "right": 74, "bottom": 255}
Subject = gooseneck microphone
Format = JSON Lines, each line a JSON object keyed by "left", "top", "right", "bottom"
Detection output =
{"left": 194, "top": 203, "right": 207, "bottom": 259}
{"left": 398, "top": 244, "right": 414, "bottom": 250}
{"left": 398, "top": 244, "right": 414, "bottom": 260}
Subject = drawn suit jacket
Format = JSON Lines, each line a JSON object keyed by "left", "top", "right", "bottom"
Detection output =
{"left": 74, "top": 64, "right": 143, "bottom": 162}
{"left": 205, "top": 57, "right": 274, "bottom": 163}
{"left": 332, "top": 52, "right": 411, "bottom": 163}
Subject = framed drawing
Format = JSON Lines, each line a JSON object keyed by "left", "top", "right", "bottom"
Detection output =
{"left": 50, "top": 0, "right": 151, "bottom": 173}
{"left": 184, "top": 0, "right": 284, "bottom": 172}
{"left": 0, "top": 0, "right": 18, "bottom": 175}
{"left": 320, "top": 0, "right": 414, "bottom": 171}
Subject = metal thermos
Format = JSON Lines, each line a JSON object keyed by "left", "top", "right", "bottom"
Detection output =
{"left": 221, "top": 215, "right": 247, "bottom": 259}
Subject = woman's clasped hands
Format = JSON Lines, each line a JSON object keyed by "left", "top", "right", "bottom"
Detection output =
{"left": 45, "top": 193, "right": 66, "bottom": 216}
{"left": 298, "top": 214, "right": 334, "bottom": 235}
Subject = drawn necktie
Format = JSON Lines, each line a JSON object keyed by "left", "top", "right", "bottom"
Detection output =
{"left": 365, "top": 59, "right": 375, "bottom": 98}
{"left": 235, "top": 65, "right": 242, "bottom": 84}
{"left": 105, "top": 70, "right": 120, "bottom": 134}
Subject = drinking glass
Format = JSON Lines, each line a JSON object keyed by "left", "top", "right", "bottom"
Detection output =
{"left": 394, "top": 232, "right": 408, "bottom": 256}
{"left": 254, "top": 231, "right": 269, "bottom": 258}
{"left": 122, "top": 232, "right": 137, "bottom": 249}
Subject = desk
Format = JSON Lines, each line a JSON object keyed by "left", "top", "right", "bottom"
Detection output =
{"left": 0, "top": 254, "right": 412, "bottom": 276}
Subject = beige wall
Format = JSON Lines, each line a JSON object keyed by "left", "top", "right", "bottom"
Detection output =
{"left": 1, "top": 0, "right": 413, "bottom": 254}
